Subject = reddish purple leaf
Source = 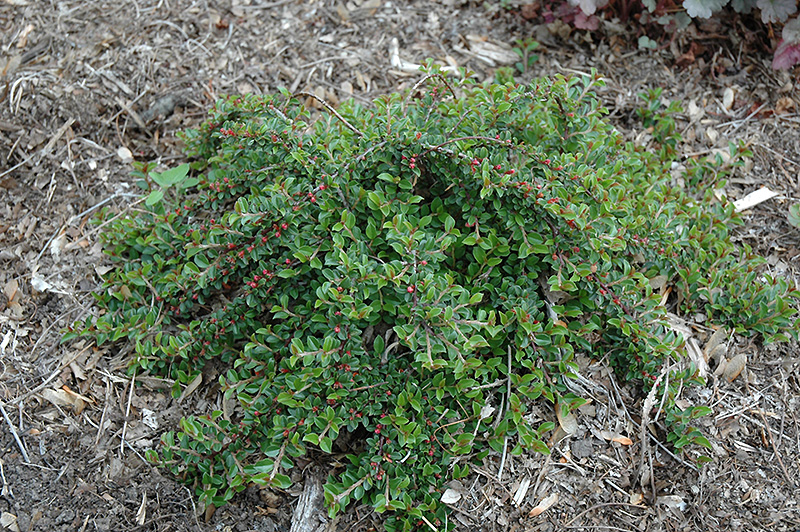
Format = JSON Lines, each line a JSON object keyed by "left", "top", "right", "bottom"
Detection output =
{"left": 772, "top": 38, "right": 800, "bottom": 69}
{"left": 574, "top": 11, "right": 600, "bottom": 30}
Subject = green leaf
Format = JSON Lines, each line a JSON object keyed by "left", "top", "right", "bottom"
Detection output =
{"left": 788, "top": 203, "right": 800, "bottom": 228}
{"left": 145, "top": 188, "right": 164, "bottom": 206}
{"left": 319, "top": 436, "right": 333, "bottom": 454}
{"left": 151, "top": 163, "right": 190, "bottom": 187}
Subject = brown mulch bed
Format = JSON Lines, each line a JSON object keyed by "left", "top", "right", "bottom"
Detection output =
{"left": 1, "top": 1, "right": 798, "bottom": 531}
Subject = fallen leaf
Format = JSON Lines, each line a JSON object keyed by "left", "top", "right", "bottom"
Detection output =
{"left": 512, "top": 477, "right": 531, "bottom": 506}
{"left": 703, "top": 327, "right": 728, "bottom": 362}
{"left": 723, "top": 353, "right": 747, "bottom": 382}
{"left": 61, "top": 385, "right": 94, "bottom": 404}
{"left": 136, "top": 492, "right": 147, "bottom": 525}
{"left": 722, "top": 87, "right": 734, "bottom": 111}
{"left": 117, "top": 146, "right": 133, "bottom": 163}
{"left": 178, "top": 372, "right": 203, "bottom": 402}
{"left": 0, "top": 512, "right": 20, "bottom": 532}
{"left": 556, "top": 404, "right": 578, "bottom": 435}
{"left": 685, "top": 337, "right": 708, "bottom": 379}
{"left": 528, "top": 492, "right": 558, "bottom": 517}
{"left": 599, "top": 430, "right": 632, "bottom": 445}
{"left": 775, "top": 96, "right": 795, "bottom": 114}
{"left": 657, "top": 494, "right": 686, "bottom": 511}
{"left": 40, "top": 388, "right": 75, "bottom": 408}
{"left": 441, "top": 488, "right": 461, "bottom": 504}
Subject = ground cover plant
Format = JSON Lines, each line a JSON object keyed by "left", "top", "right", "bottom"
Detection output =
{"left": 65, "top": 66, "right": 799, "bottom": 530}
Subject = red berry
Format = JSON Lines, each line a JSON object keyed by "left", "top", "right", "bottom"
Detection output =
{"left": 407, "top": 285, "right": 415, "bottom": 293}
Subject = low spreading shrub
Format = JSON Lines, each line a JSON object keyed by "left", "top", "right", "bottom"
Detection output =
{"left": 66, "top": 66, "right": 798, "bottom": 530}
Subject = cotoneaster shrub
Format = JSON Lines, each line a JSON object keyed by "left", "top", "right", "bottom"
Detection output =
{"left": 67, "top": 66, "right": 798, "bottom": 530}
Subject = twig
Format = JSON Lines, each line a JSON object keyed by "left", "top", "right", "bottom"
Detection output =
{"left": 293, "top": 91, "right": 364, "bottom": 137}
{"left": 562, "top": 502, "right": 646, "bottom": 527}
{"left": 332, "top": 475, "right": 367, "bottom": 506}
{"left": 64, "top": 194, "right": 147, "bottom": 252}
{"left": 719, "top": 103, "right": 767, "bottom": 134}
{"left": 184, "top": 486, "right": 203, "bottom": 532}
{"left": 0, "top": 400, "right": 30, "bottom": 463}
{"left": 754, "top": 141, "right": 800, "bottom": 168}
{"left": 407, "top": 73, "right": 457, "bottom": 103}
{"left": 636, "top": 364, "right": 669, "bottom": 490}
{"left": 497, "top": 346, "right": 512, "bottom": 482}
{"left": 95, "top": 379, "right": 112, "bottom": 447}
{"left": 0, "top": 457, "right": 10, "bottom": 497}
{"left": 754, "top": 400, "right": 794, "bottom": 488}
{"left": 120, "top": 367, "right": 136, "bottom": 456}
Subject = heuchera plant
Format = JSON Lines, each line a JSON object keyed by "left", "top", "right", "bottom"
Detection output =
{"left": 67, "top": 66, "right": 798, "bottom": 530}
{"left": 542, "top": 0, "right": 800, "bottom": 69}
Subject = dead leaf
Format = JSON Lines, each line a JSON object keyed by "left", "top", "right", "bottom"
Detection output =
{"left": 722, "top": 87, "right": 734, "bottom": 111}
{"left": 657, "top": 494, "right": 686, "bottom": 510}
{"left": 62, "top": 385, "right": 94, "bottom": 405}
{"left": 441, "top": 488, "right": 461, "bottom": 504}
{"left": 136, "top": 492, "right": 147, "bottom": 525}
{"left": 723, "top": 353, "right": 747, "bottom": 382}
{"left": 479, "top": 404, "right": 495, "bottom": 420}
{"left": 3, "top": 279, "right": 18, "bottom": 302}
{"left": 703, "top": 327, "right": 727, "bottom": 362}
{"left": 3, "top": 279, "right": 24, "bottom": 319}
{"left": 685, "top": 337, "right": 709, "bottom": 378}
{"left": 178, "top": 372, "right": 203, "bottom": 402}
{"left": 335, "top": 1, "right": 350, "bottom": 21}
{"left": 599, "top": 430, "right": 632, "bottom": 445}
{"left": 117, "top": 146, "right": 133, "bottom": 163}
{"left": 17, "top": 24, "right": 34, "bottom": 49}
{"left": 556, "top": 404, "right": 578, "bottom": 435}
{"left": 521, "top": 3, "right": 539, "bottom": 20}
{"left": 775, "top": 96, "right": 795, "bottom": 114}
{"left": 0, "top": 512, "right": 20, "bottom": 532}
{"left": 512, "top": 477, "right": 531, "bottom": 506}
{"left": 649, "top": 274, "right": 668, "bottom": 291}
{"left": 528, "top": 492, "right": 558, "bottom": 517}
{"left": 0, "top": 54, "right": 21, "bottom": 78}
{"left": 69, "top": 360, "right": 86, "bottom": 381}
{"left": 40, "top": 388, "right": 75, "bottom": 408}
{"left": 462, "top": 35, "right": 518, "bottom": 66}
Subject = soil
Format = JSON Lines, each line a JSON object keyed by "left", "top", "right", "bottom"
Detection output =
{"left": 1, "top": 1, "right": 799, "bottom": 531}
